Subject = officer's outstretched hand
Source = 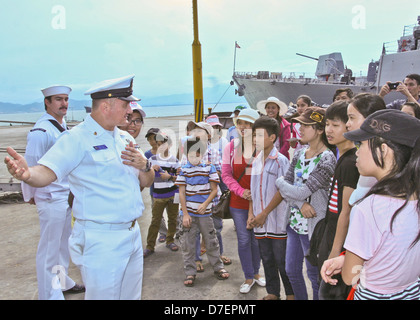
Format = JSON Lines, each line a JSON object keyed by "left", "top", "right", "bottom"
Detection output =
{"left": 121, "top": 141, "right": 148, "bottom": 170}
{"left": 4, "top": 147, "right": 30, "bottom": 182}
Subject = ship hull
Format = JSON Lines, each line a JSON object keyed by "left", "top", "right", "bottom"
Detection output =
{"left": 235, "top": 49, "right": 420, "bottom": 108}
{"left": 233, "top": 78, "right": 377, "bottom": 108}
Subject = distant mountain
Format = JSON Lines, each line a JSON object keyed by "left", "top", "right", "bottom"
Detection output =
{"left": 127, "top": 83, "right": 243, "bottom": 107}
{"left": 0, "top": 84, "right": 244, "bottom": 114}
{"left": 0, "top": 99, "right": 91, "bottom": 114}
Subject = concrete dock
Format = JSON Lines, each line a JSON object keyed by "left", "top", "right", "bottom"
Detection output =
{"left": 0, "top": 117, "right": 312, "bottom": 301}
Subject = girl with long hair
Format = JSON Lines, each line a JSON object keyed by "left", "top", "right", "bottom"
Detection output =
{"left": 275, "top": 106, "right": 337, "bottom": 300}
{"left": 221, "top": 108, "right": 265, "bottom": 294}
{"left": 321, "top": 109, "right": 420, "bottom": 300}
{"left": 346, "top": 93, "right": 386, "bottom": 205}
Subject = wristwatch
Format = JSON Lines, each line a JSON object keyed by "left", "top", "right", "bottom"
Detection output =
{"left": 141, "top": 159, "right": 152, "bottom": 172}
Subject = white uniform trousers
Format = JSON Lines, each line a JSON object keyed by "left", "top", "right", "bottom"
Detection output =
{"left": 35, "top": 195, "right": 75, "bottom": 300}
{"left": 69, "top": 220, "right": 143, "bottom": 300}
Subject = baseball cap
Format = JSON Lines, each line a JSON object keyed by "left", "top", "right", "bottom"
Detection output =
{"left": 292, "top": 107, "right": 326, "bottom": 126}
{"left": 230, "top": 105, "right": 247, "bottom": 117}
{"left": 145, "top": 127, "right": 159, "bottom": 138}
{"left": 343, "top": 109, "right": 420, "bottom": 148}
{"left": 129, "top": 101, "right": 146, "bottom": 118}
{"left": 187, "top": 121, "right": 212, "bottom": 135}
{"left": 156, "top": 130, "right": 169, "bottom": 143}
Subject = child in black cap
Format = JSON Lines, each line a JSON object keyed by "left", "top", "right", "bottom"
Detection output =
{"left": 321, "top": 109, "right": 420, "bottom": 300}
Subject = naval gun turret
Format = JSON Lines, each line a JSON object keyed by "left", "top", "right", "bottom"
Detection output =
{"left": 297, "top": 52, "right": 349, "bottom": 83}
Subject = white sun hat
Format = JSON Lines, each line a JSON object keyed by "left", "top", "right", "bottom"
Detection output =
{"left": 233, "top": 108, "right": 260, "bottom": 126}
{"left": 256, "top": 96, "right": 288, "bottom": 116}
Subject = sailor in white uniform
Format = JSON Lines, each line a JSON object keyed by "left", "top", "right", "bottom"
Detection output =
{"left": 5, "top": 75, "right": 154, "bottom": 300}
{"left": 22, "top": 85, "right": 84, "bottom": 299}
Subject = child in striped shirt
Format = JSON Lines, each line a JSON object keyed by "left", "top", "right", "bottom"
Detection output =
{"left": 144, "top": 132, "right": 180, "bottom": 257}
{"left": 175, "top": 138, "right": 229, "bottom": 287}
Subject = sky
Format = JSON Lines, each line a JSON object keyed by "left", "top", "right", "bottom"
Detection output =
{"left": 0, "top": 0, "right": 419, "bottom": 104}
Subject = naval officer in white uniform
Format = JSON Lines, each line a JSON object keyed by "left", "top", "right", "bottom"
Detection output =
{"left": 5, "top": 75, "right": 154, "bottom": 300}
{"left": 22, "top": 85, "right": 84, "bottom": 300}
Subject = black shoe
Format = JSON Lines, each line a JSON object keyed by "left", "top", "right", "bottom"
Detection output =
{"left": 64, "top": 283, "right": 85, "bottom": 294}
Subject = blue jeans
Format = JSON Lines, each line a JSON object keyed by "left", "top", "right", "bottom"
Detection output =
{"left": 285, "top": 225, "right": 319, "bottom": 300}
{"left": 230, "top": 206, "right": 261, "bottom": 279}
{"left": 258, "top": 237, "right": 294, "bottom": 297}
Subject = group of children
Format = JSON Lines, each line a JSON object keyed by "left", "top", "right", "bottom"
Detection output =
{"left": 141, "top": 117, "right": 231, "bottom": 287}
{"left": 136, "top": 92, "right": 420, "bottom": 300}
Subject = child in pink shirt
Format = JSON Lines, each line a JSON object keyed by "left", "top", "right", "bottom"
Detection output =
{"left": 321, "top": 109, "right": 420, "bottom": 300}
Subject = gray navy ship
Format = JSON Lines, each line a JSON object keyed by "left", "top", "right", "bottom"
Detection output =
{"left": 233, "top": 15, "right": 420, "bottom": 108}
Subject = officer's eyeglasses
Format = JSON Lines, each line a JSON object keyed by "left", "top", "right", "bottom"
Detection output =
{"left": 354, "top": 141, "right": 361, "bottom": 150}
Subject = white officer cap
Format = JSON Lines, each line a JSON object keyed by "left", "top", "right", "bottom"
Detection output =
{"left": 129, "top": 101, "right": 146, "bottom": 118}
{"left": 84, "top": 74, "right": 140, "bottom": 101}
{"left": 41, "top": 85, "right": 72, "bottom": 98}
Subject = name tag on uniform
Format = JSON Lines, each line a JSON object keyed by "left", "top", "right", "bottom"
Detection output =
{"left": 93, "top": 144, "right": 108, "bottom": 150}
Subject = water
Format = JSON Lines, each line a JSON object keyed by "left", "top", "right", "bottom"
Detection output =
{"left": 0, "top": 102, "right": 248, "bottom": 126}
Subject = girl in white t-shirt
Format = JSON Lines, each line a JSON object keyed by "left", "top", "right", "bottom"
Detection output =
{"left": 320, "top": 109, "right": 420, "bottom": 300}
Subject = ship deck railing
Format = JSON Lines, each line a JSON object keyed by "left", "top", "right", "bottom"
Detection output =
{"left": 233, "top": 72, "right": 371, "bottom": 86}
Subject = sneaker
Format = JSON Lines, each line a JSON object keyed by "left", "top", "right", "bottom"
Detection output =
{"left": 239, "top": 279, "right": 255, "bottom": 294}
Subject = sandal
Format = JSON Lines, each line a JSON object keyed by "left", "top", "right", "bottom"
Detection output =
{"left": 214, "top": 268, "right": 229, "bottom": 280}
{"left": 158, "top": 234, "right": 166, "bottom": 243}
{"left": 220, "top": 255, "right": 232, "bottom": 265}
{"left": 143, "top": 248, "right": 154, "bottom": 258}
{"left": 196, "top": 261, "right": 204, "bottom": 273}
{"left": 261, "top": 294, "right": 279, "bottom": 300}
{"left": 166, "top": 242, "right": 179, "bottom": 251}
{"left": 184, "top": 275, "right": 196, "bottom": 287}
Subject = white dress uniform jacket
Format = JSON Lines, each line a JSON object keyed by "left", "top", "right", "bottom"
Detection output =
{"left": 39, "top": 114, "right": 144, "bottom": 223}
{"left": 38, "top": 114, "right": 145, "bottom": 299}
{"left": 23, "top": 113, "right": 75, "bottom": 300}
{"left": 22, "top": 113, "right": 69, "bottom": 201}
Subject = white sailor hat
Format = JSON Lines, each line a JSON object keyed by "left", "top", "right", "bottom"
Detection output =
{"left": 41, "top": 85, "right": 72, "bottom": 97}
{"left": 129, "top": 101, "right": 146, "bottom": 118}
{"left": 84, "top": 74, "right": 140, "bottom": 101}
